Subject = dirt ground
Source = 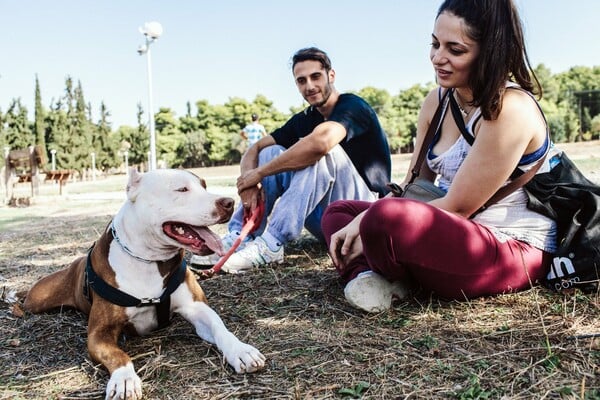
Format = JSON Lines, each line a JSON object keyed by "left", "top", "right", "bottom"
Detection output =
{"left": 0, "top": 141, "right": 599, "bottom": 399}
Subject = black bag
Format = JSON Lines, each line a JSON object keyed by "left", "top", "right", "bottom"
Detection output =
{"left": 524, "top": 152, "right": 600, "bottom": 292}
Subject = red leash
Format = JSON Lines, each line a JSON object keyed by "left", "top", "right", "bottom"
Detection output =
{"left": 195, "top": 200, "right": 264, "bottom": 279}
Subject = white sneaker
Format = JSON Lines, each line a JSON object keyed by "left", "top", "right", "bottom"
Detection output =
{"left": 189, "top": 231, "right": 249, "bottom": 266}
{"left": 344, "top": 271, "right": 410, "bottom": 313}
{"left": 221, "top": 236, "right": 284, "bottom": 274}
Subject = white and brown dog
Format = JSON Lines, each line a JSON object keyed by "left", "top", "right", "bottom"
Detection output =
{"left": 24, "top": 169, "right": 265, "bottom": 400}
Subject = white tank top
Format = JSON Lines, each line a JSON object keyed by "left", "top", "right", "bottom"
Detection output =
{"left": 427, "top": 88, "right": 557, "bottom": 252}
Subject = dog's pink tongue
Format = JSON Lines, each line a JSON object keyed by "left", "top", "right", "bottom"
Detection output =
{"left": 192, "top": 227, "right": 225, "bottom": 255}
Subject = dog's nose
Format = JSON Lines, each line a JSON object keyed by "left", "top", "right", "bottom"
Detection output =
{"left": 216, "top": 197, "right": 235, "bottom": 218}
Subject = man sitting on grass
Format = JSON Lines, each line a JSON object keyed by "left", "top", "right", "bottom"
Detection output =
{"left": 191, "top": 47, "right": 391, "bottom": 273}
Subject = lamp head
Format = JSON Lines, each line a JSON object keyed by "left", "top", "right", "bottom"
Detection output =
{"left": 139, "top": 21, "right": 163, "bottom": 39}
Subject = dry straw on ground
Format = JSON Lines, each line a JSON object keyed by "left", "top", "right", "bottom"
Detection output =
{"left": 1, "top": 143, "right": 599, "bottom": 399}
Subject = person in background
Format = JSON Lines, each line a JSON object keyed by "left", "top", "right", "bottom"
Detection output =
{"left": 191, "top": 47, "right": 391, "bottom": 273}
{"left": 322, "top": 0, "right": 558, "bottom": 312}
{"left": 241, "top": 113, "right": 266, "bottom": 149}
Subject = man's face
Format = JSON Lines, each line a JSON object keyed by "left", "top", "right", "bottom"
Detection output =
{"left": 293, "top": 60, "right": 335, "bottom": 108}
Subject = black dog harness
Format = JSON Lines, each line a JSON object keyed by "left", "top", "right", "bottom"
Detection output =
{"left": 83, "top": 245, "right": 187, "bottom": 330}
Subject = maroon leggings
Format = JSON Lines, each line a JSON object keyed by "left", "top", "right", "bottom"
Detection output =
{"left": 321, "top": 198, "right": 550, "bottom": 300}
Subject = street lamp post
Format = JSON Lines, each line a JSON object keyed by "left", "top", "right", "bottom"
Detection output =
{"left": 90, "top": 152, "right": 96, "bottom": 181}
{"left": 50, "top": 149, "right": 56, "bottom": 170}
{"left": 137, "top": 21, "right": 163, "bottom": 171}
{"left": 124, "top": 151, "right": 129, "bottom": 176}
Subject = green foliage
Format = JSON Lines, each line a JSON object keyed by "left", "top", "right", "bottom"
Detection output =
{"left": 585, "top": 388, "right": 600, "bottom": 400}
{"left": 33, "top": 75, "right": 47, "bottom": 162}
{"left": 591, "top": 114, "right": 600, "bottom": 139}
{"left": 93, "top": 101, "right": 120, "bottom": 171}
{"left": 542, "top": 353, "right": 561, "bottom": 371}
{"left": 453, "top": 375, "right": 497, "bottom": 400}
{"left": 338, "top": 381, "right": 370, "bottom": 398}
{"left": 3, "top": 65, "right": 599, "bottom": 176}
{"left": 4, "top": 99, "right": 33, "bottom": 151}
{"left": 410, "top": 334, "right": 438, "bottom": 350}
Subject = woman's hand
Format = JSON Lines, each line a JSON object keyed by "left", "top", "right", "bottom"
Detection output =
{"left": 329, "top": 211, "right": 366, "bottom": 270}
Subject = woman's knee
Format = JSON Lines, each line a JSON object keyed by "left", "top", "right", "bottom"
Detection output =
{"left": 361, "top": 198, "right": 435, "bottom": 238}
{"left": 321, "top": 200, "right": 371, "bottom": 240}
{"left": 321, "top": 200, "right": 354, "bottom": 237}
{"left": 323, "top": 200, "right": 350, "bottom": 218}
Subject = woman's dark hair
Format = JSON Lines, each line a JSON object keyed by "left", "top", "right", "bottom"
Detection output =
{"left": 437, "top": 0, "right": 542, "bottom": 120}
{"left": 291, "top": 47, "right": 332, "bottom": 72}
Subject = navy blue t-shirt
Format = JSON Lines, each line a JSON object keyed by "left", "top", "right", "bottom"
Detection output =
{"left": 270, "top": 93, "right": 391, "bottom": 197}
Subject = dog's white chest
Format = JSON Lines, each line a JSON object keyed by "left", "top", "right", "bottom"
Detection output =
{"left": 108, "top": 245, "right": 168, "bottom": 334}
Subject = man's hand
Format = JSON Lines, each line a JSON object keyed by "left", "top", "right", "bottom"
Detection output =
{"left": 239, "top": 187, "right": 264, "bottom": 233}
{"left": 237, "top": 169, "right": 263, "bottom": 194}
{"left": 239, "top": 186, "right": 263, "bottom": 211}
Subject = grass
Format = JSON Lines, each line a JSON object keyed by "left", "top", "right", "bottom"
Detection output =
{"left": 1, "top": 143, "right": 599, "bottom": 399}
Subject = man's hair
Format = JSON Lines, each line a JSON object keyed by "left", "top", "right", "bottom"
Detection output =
{"left": 291, "top": 47, "right": 332, "bottom": 72}
{"left": 251, "top": 113, "right": 258, "bottom": 121}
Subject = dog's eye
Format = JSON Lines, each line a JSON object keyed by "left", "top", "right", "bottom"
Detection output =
{"left": 176, "top": 187, "right": 188, "bottom": 192}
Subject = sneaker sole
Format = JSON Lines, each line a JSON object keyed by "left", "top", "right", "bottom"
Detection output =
{"left": 221, "top": 258, "right": 284, "bottom": 274}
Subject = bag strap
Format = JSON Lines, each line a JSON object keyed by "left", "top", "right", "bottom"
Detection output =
{"left": 409, "top": 88, "right": 451, "bottom": 184}
{"left": 481, "top": 158, "right": 544, "bottom": 209}
{"left": 448, "top": 88, "right": 548, "bottom": 209}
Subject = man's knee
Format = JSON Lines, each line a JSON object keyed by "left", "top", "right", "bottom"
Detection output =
{"left": 258, "top": 145, "right": 286, "bottom": 165}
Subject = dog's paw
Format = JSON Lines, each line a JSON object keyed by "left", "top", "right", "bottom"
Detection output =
{"left": 225, "top": 342, "right": 266, "bottom": 373}
{"left": 105, "top": 362, "right": 143, "bottom": 400}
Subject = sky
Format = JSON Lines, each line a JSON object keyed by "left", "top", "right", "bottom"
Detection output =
{"left": 1, "top": 0, "right": 599, "bottom": 128}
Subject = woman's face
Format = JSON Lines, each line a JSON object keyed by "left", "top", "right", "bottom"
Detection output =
{"left": 430, "top": 11, "right": 480, "bottom": 90}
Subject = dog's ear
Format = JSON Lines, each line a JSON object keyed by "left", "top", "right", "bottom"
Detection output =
{"left": 186, "top": 170, "right": 206, "bottom": 189}
{"left": 126, "top": 168, "right": 143, "bottom": 202}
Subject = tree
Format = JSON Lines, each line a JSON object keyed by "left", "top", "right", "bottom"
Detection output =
{"left": 33, "top": 75, "right": 47, "bottom": 163}
{"left": 4, "top": 99, "right": 32, "bottom": 151}
{"left": 4, "top": 66, "right": 600, "bottom": 173}
{"left": 179, "top": 101, "right": 207, "bottom": 167}
{"left": 357, "top": 86, "right": 391, "bottom": 114}
{"left": 554, "top": 66, "right": 600, "bottom": 141}
{"left": 49, "top": 77, "right": 94, "bottom": 176}
{"left": 94, "top": 102, "right": 120, "bottom": 171}
{"left": 0, "top": 109, "right": 5, "bottom": 163}
{"left": 251, "top": 94, "right": 289, "bottom": 134}
{"left": 155, "top": 107, "right": 185, "bottom": 167}
{"left": 591, "top": 114, "right": 600, "bottom": 139}
{"left": 44, "top": 99, "right": 69, "bottom": 170}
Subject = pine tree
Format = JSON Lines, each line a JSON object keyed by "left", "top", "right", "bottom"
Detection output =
{"left": 44, "top": 100, "right": 69, "bottom": 170}
{"left": 33, "top": 75, "right": 47, "bottom": 162}
{"left": 95, "top": 101, "right": 119, "bottom": 171}
{"left": 5, "top": 99, "right": 32, "bottom": 150}
{"left": 0, "top": 109, "right": 6, "bottom": 159}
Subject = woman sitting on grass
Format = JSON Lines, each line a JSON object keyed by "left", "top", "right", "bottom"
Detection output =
{"left": 322, "top": 0, "right": 559, "bottom": 312}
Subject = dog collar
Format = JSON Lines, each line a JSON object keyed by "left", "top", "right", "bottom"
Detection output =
{"left": 110, "top": 223, "right": 172, "bottom": 264}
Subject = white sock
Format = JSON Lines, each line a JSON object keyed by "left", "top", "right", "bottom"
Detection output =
{"left": 261, "top": 231, "right": 283, "bottom": 251}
